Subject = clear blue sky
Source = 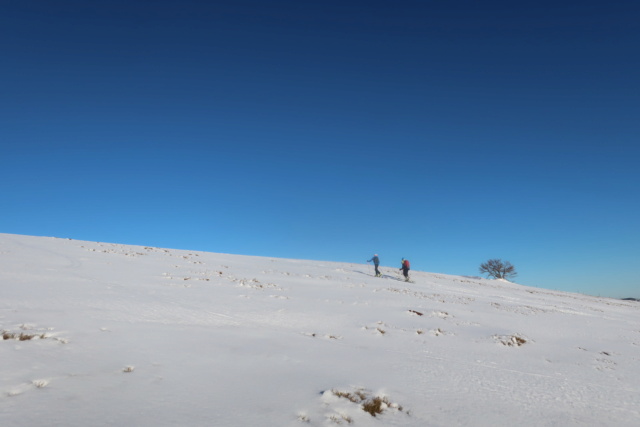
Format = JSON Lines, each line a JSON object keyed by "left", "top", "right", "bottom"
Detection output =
{"left": 2, "top": 1, "right": 638, "bottom": 298}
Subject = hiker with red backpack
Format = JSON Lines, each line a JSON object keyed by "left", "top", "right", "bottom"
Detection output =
{"left": 400, "top": 258, "right": 410, "bottom": 281}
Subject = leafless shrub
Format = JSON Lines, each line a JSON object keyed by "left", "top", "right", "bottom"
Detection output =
{"left": 479, "top": 259, "right": 517, "bottom": 280}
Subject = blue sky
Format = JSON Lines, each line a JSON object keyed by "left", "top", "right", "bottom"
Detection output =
{"left": 2, "top": 0, "right": 638, "bottom": 298}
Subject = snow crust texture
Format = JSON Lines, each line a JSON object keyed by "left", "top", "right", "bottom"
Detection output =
{"left": 1, "top": 233, "right": 639, "bottom": 426}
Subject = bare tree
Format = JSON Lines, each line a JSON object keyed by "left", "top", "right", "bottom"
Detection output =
{"left": 479, "top": 259, "right": 517, "bottom": 280}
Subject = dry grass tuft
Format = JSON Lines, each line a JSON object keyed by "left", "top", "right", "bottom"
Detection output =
{"left": 495, "top": 334, "right": 528, "bottom": 347}
{"left": 332, "top": 389, "right": 367, "bottom": 403}
{"left": 2, "top": 331, "right": 47, "bottom": 341}
{"left": 512, "top": 336, "right": 527, "bottom": 346}
{"left": 328, "top": 414, "right": 353, "bottom": 424}
{"left": 361, "top": 396, "right": 391, "bottom": 417}
{"left": 330, "top": 388, "right": 405, "bottom": 418}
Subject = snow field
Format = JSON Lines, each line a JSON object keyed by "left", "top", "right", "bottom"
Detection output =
{"left": 1, "top": 233, "right": 639, "bottom": 426}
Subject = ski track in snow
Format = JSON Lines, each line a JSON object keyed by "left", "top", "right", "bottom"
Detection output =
{"left": 1, "top": 233, "right": 639, "bottom": 427}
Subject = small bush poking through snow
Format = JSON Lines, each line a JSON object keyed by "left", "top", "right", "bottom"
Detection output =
{"left": 494, "top": 334, "right": 528, "bottom": 347}
{"left": 329, "top": 388, "right": 405, "bottom": 418}
{"left": 362, "top": 396, "right": 392, "bottom": 417}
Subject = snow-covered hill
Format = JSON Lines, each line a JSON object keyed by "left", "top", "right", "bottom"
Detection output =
{"left": 1, "top": 233, "right": 638, "bottom": 426}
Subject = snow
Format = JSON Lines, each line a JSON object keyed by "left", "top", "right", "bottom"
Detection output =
{"left": 1, "top": 233, "right": 639, "bottom": 426}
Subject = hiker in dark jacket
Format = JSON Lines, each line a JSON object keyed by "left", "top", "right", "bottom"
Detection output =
{"left": 367, "top": 254, "right": 381, "bottom": 277}
{"left": 400, "top": 258, "right": 410, "bottom": 281}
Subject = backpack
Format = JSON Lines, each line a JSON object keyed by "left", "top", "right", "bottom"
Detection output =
{"left": 403, "top": 260, "right": 410, "bottom": 269}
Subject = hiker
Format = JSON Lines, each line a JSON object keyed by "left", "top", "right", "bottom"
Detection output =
{"left": 367, "top": 254, "right": 381, "bottom": 277}
{"left": 400, "top": 258, "right": 410, "bottom": 281}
